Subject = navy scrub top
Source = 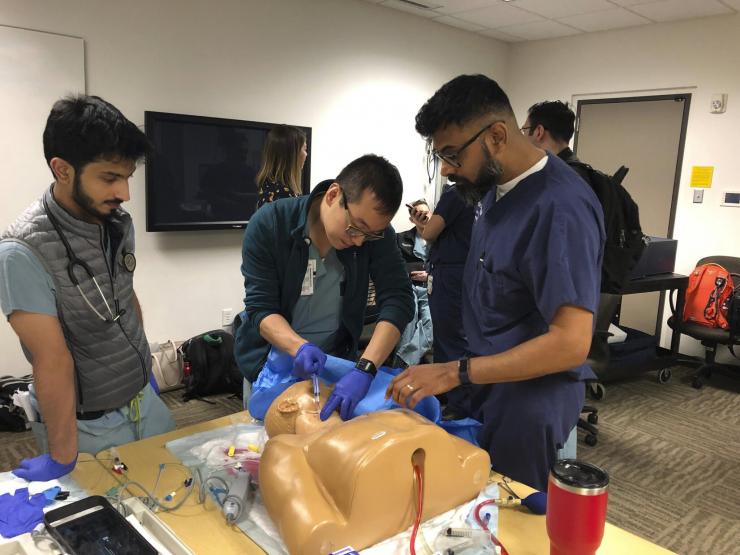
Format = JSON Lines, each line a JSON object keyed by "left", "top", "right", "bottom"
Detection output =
{"left": 462, "top": 153, "right": 605, "bottom": 381}
{"left": 428, "top": 184, "right": 474, "bottom": 267}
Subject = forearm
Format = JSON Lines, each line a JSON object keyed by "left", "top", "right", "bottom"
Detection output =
{"left": 34, "top": 358, "right": 77, "bottom": 463}
{"left": 361, "top": 320, "right": 401, "bottom": 367}
{"left": 132, "top": 292, "right": 143, "bottom": 324}
{"left": 258, "top": 313, "right": 307, "bottom": 356}
{"left": 468, "top": 328, "right": 590, "bottom": 384}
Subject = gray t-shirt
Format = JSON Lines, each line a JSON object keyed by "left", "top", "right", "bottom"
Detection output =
{"left": 0, "top": 242, "right": 57, "bottom": 317}
{"left": 291, "top": 243, "right": 344, "bottom": 350}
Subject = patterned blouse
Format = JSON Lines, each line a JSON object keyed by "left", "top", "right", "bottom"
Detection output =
{"left": 257, "top": 180, "right": 297, "bottom": 208}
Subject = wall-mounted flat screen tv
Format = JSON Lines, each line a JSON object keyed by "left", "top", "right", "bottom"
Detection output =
{"left": 145, "top": 111, "right": 311, "bottom": 231}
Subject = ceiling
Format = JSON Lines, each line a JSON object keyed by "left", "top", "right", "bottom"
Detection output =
{"left": 363, "top": 0, "right": 740, "bottom": 42}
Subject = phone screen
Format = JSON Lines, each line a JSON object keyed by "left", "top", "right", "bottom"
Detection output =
{"left": 49, "top": 504, "right": 157, "bottom": 555}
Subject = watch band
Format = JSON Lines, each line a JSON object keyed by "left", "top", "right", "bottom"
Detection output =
{"left": 355, "top": 358, "right": 377, "bottom": 376}
{"left": 458, "top": 358, "right": 472, "bottom": 385}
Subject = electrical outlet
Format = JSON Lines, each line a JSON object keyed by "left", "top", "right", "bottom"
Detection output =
{"left": 710, "top": 93, "right": 727, "bottom": 114}
{"left": 693, "top": 189, "right": 704, "bottom": 204}
{"left": 221, "top": 308, "right": 234, "bottom": 327}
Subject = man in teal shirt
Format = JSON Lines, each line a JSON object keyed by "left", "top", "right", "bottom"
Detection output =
{"left": 235, "top": 154, "right": 414, "bottom": 421}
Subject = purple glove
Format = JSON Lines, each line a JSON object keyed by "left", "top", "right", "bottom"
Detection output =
{"left": 320, "top": 369, "right": 373, "bottom": 421}
{"left": 293, "top": 343, "right": 327, "bottom": 379}
{"left": 0, "top": 488, "right": 47, "bottom": 538}
{"left": 12, "top": 454, "right": 77, "bottom": 482}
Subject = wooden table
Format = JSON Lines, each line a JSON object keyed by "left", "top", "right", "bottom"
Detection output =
{"left": 72, "top": 414, "right": 675, "bottom": 554}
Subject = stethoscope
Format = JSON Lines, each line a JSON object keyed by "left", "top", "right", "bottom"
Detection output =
{"left": 43, "top": 197, "right": 133, "bottom": 324}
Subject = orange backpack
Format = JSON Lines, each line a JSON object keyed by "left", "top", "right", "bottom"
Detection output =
{"left": 683, "top": 263, "right": 734, "bottom": 329}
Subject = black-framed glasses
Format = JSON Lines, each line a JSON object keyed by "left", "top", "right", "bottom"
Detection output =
{"left": 431, "top": 120, "right": 502, "bottom": 169}
{"left": 341, "top": 190, "right": 385, "bottom": 242}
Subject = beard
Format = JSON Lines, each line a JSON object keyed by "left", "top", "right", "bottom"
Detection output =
{"left": 449, "top": 148, "right": 504, "bottom": 206}
{"left": 72, "top": 174, "right": 119, "bottom": 222}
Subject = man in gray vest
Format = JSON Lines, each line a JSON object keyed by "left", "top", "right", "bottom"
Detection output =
{"left": 0, "top": 95, "right": 174, "bottom": 481}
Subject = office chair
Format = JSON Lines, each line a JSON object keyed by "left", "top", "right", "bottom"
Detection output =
{"left": 667, "top": 255, "right": 740, "bottom": 389}
{"left": 579, "top": 293, "right": 621, "bottom": 446}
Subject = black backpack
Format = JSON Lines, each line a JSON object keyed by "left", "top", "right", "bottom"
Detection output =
{"left": 568, "top": 161, "right": 647, "bottom": 294}
{"left": 181, "top": 330, "right": 243, "bottom": 401}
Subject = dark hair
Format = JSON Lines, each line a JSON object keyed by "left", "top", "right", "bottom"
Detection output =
{"left": 43, "top": 95, "right": 152, "bottom": 176}
{"left": 256, "top": 125, "right": 307, "bottom": 196}
{"left": 336, "top": 154, "right": 403, "bottom": 216}
{"left": 415, "top": 74, "right": 514, "bottom": 138}
{"left": 526, "top": 101, "right": 575, "bottom": 143}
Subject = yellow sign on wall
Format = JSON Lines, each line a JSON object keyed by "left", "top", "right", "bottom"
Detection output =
{"left": 690, "top": 166, "right": 714, "bottom": 188}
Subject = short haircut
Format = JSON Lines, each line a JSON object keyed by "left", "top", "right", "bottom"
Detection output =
{"left": 337, "top": 154, "right": 403, "bottom": 216}
{"left": 43, "top": 95, "right": 152, "bottom": 176}
{"left": 256, "top": 124, "right": 307, "bottom": 196}
{"left": 415, "top": 74, "right": 515, "bottom": 138}
{"left": 526, "top": 101, "right": 575, "bottom": 143}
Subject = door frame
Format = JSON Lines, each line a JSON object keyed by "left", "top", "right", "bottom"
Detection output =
{"left": 573, "top": 93, "right": 692, "bottom": 341}
{"left": 573, "top": 93, "right": 692, "bottom": 239}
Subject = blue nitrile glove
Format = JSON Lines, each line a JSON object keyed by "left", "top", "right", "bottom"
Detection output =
{"left": 292, "top": 342, "right": 327, "bottom": 379}
{"left": 12, "top": 454, "right": 77, "bottom": 482}
{"left": 0, "top": 488, "right": 47, "bottom": 538}
{"left": 320, "top": 369, "right": 373, "bottom": 421}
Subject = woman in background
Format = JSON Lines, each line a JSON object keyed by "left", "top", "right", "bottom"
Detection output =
{"left": 256, "top": 124, "right": 308, "bottom": 208}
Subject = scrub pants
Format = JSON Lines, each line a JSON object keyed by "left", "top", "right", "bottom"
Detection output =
{"left": 472, "top": 373, "right": 585, "bottom": 491}
{"left": 428, "top": 264, "right": 470, "bottom": 414}
{"left": 395, "top": 284, "right": 433, "bottom": 367}
{"left": 30, "top": 384, "right": 176, "bottom": 456}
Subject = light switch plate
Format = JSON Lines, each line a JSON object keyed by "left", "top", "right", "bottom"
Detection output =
{"left": 693, "top": 189, "right": 704, "bottom": 203}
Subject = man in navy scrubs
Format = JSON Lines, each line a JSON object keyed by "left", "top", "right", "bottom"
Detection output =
{"left": 387, "top": 75, "right": 605, "bottom": 490}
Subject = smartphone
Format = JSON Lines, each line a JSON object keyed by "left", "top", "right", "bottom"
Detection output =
{"left": 406, "top": 203, "right": 429, "bottom": 222}
{"left": 44, "top": 495, "right": 157, "bottom": 555}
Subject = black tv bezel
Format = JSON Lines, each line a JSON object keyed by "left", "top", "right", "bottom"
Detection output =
{"left": 144, "top": 111, "right": 312, "bottom": 232}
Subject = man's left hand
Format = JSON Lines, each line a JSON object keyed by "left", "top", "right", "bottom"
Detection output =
{"left": 385, "top": 362, "right": 459, "bottom": 409}
{"left": 12, "top": 454, "right": 77, "bottom": 482}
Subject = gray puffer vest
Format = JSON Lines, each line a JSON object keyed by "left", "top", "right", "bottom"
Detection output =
{"left": 1, "top": 186, "right": 150, "bottom": 412}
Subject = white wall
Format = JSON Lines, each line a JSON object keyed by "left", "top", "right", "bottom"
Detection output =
{"left": 0, "top": 25, "right": 85, "bottom": 376}
{"left": 506, "top": 14, "right": 740, "bottom": 361}
{"left": 0, "top": 0, "right": 508, "bottom": 376}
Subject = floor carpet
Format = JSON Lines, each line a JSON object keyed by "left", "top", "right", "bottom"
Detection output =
{"left": 1, "top": 367, "right": 738, "bottom": 554}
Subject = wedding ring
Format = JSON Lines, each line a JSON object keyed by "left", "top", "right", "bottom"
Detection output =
{"left": 405, "top": 384, "right": 415, "bottom": 391}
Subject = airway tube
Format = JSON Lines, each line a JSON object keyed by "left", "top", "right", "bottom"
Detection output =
{"left": 410, "top": 464, "right": 424, "bottom": 555}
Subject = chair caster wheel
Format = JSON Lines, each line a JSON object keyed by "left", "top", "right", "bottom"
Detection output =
{"left": 658, "top": 368, "right": 672, "bottom": 384}
{"left": 691, "top": 376, "right": 703, "bottom": 389}
{"left": 588, "top": 382, "right": 605, "bottom": 401}
{"left": 585, "top": 434, "right": 598, "bottom": 447}
{"left": 587, "top": 413, "right": 598, "bottom": 425}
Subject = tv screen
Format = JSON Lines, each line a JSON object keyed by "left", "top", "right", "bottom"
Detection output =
{"left": 144, "top": 111, "right": 311, "bottom": 231}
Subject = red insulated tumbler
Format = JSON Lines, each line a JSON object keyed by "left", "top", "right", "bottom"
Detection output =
{"left": 546, "top": 459, "right": 609, "bottom": 555}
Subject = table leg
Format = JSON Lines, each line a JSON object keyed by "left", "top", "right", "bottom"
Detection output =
{"left": 671, "top": 286, "right": 686, "bottom": 355}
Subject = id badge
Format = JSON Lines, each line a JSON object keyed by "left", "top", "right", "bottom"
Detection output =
{"left": 301, "top": 259, "right": 317, "bottom": 296}
{"left": 427, "top": 274, "right": 433, "bottom": 295}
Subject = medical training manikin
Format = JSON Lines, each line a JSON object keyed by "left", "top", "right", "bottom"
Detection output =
{"left": 260, "top": 381, "right": 491, "bottom": 554}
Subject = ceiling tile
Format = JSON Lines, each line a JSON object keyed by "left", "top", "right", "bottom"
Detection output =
{"left": 433, "top": 0, "right": 494, "bottom": 15}
{"left": 379, "top": 0, "right": 441, "bottom": 18}
{"left": 559, "top": 7, "right": 652, "bottom": 31}
{"left": 513, "top": 0, "right": 615, "bottom": 19}
{"left": 497, "top": 19, "right": 583, "bottom": 40}
{"left": 606, "top": 0, "right": 663, "bottom": 6}
{"left": 629, "top": 0, "right": 733, "bottom": 22}
{"left": 432, "top": 15, "right": 487, "bottom": 31}
{"left": 453, "top": 3, "right": 544, "bottom": 27}
{"left": 477, "top": 27, "right": 527, "bottom": 42}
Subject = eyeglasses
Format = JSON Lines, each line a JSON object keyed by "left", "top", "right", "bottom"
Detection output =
{"left": 430, "top": 120, "right": 502, "bottom": 170}
{"left": 520, "top": 126, "right": 532, "bottom": 133}
{"left": 341, "top": 190, "right": 385, "bottom": 242}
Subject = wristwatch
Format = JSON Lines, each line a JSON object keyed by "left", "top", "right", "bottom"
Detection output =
{"left": 458, "top": 358, "right": 472, "bottom": 385}
{"left": 355, "top": 358, "right": 378, "bottom": 376}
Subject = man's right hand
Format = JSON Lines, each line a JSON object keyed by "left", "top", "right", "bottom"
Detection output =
{"left": 12, "top": 454, "right": 77, "bottom": 482}
{"left": 292, "top": 342, "right": 327, "bottom": 379}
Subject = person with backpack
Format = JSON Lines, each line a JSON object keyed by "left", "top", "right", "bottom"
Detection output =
{"left": 522, "top": 101, "right": 646, "bottom": 292}
{"left": 386, "top": 75, "right": 605, "bottom": 491}
{"left": 0, "top": 95, "right": 175, "bottom": 482}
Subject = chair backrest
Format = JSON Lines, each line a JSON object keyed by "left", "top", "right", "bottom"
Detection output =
{"left": 587, "top": 293, "right": 621, "bottom": 372}
{"left": 697, "top": 256, "right": 740, "bottom": 276}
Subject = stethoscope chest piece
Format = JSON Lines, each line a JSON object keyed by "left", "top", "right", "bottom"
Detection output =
{"left": 123, "top": 252, "right": 136, "bottom": 272}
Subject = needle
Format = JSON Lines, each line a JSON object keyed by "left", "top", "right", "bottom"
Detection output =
{"left": 312, "top": 374, "right": 320, "bottom": 409}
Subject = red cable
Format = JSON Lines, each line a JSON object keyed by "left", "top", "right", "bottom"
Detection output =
{"left": 409, "top": 464, "right": 423, "bottom": 555}
{"left": 474, "top": 499, "right": 510, "bottom": 555}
